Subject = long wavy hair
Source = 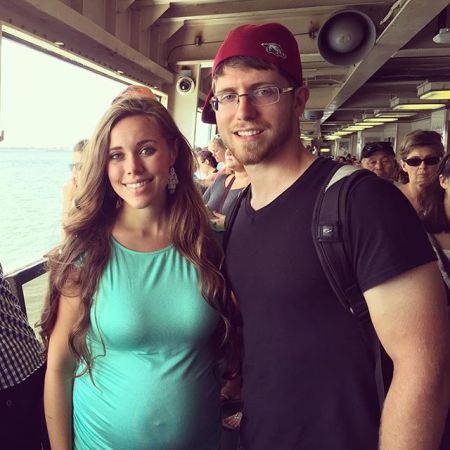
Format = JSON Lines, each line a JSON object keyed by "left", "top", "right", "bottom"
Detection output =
{"left": 39, "top": 97, "right": 240, "bottom": 377}
{"left": 420, "top": 153, "right": 450, "bottom": 234}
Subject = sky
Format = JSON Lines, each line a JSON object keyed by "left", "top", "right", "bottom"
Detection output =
{"left": 0, "top": 38, "right": 127, "bottom": 149}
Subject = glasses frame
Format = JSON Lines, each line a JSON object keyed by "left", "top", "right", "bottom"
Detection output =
{"left": 403, "top": 156, "right": 441, "bottom": 167}
{"left": 210, "top": 86, "right": 295, "bottom": 112}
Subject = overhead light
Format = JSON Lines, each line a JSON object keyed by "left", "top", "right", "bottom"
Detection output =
{"left": 343, "top": 126, "right": 371, "bottom": 131}
{"left": 355, "top": 122, "right": 374, "bottom": 127}
{"left": 320, "top": 148, "right": 331, "bottom": 153}
{"left": 365, "top": 117, "right": 397, "bottom": 123}
{"left": 53, "top": 41, "right": 65, "bottom": 47}
{"left": 374, "top": 110, "right": 416, "bottom": 118}
{"left": 418, "top": 81, "right": 450, "bottom": 100}
{"left": 433, "top": 28, "right": 450, "bottom": 44}
{"left": 390, "top": 97, "right": 445, "bottom": 111}
{"left": 335, "top": 131, "right": 353, "bottom": 136}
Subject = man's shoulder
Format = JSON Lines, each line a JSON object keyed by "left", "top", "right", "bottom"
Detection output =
{"left": 349, "top": 171, "right": 409, "bottom": 207}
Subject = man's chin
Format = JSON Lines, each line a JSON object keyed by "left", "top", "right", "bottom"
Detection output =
{"left": 228, "top": 142, "right": 266, "bottom": 166}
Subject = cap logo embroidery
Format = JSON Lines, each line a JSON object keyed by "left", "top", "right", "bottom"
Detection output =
{"left": 261, "top": 43, "right": 287, "bottom": 59}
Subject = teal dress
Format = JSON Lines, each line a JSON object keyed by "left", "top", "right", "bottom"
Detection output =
{"left": 73, "top": 239, "right": 220, "bottom": 450}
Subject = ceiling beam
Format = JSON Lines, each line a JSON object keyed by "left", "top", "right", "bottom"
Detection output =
{"left": 154, "top": 0, "right": 389, "bottom": 22}
{"left": 117, "top": 0, "right": 136, "bottom": 14}
{"left": 140, "top": 5, "right": 169, "bottom": 31}
{"left": 5, "top": 0, "right": 173, "bottom": 84}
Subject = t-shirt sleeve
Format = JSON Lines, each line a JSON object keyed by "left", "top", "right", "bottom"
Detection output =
{"left": 347, "top": 176, "right": 436, "bottom": 292}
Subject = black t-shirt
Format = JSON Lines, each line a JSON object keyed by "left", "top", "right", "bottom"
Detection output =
{"left": 225, "top": 157, "right": 436, "bottom": 450}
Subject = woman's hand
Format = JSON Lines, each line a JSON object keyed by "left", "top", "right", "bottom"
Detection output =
{"left": 210, "top": 212, "right": 226, "bottom": 232}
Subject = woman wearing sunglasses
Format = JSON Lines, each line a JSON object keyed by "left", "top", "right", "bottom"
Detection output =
{"left": 398, "top": 130, "right": 444, "bottom": 213}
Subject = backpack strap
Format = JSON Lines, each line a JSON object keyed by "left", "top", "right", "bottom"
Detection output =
{"left": 312, "top": 163, "right": 392, "bottom": 404}
{"left": 312, "top": 164, "right": 373, "bottom": 321}
{"left": 428, "top": 233, "right": 450, "bottom": 279}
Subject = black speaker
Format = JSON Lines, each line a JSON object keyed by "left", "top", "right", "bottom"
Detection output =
{"left": 317, "top": 9, "right": 376, "bottom": 66}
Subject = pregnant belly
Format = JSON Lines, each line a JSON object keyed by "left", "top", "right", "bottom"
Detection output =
{"left": 72, "top": 352, "right": 220, "bottom": 450}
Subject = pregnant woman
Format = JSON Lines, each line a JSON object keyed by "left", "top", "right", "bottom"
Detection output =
{"left": 40, "top": 96, "right": 238, "bottom": 450}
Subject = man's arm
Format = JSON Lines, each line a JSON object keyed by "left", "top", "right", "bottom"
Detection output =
{"left": 364, "top": 261, "right": 450, "bottom": 450}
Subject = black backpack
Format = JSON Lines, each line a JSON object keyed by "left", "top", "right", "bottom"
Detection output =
{"left": 223, "top": 162, "right": 392, "bottom": 406}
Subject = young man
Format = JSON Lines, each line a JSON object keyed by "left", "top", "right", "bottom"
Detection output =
{"left": 360, "top": 141, "right": 397, "bottom": 181}
{"left": 202, "top": 23, "right": 450, "bottom": 450}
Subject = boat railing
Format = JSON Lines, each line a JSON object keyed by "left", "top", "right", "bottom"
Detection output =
{"left": 5, "top": 259, "right": 47, "bottom": 317}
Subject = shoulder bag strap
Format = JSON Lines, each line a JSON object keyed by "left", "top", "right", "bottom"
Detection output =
{"left": 428, "top": 233, "right": 450, "bottom": 279}
{"left": 216, "top": 175, "right": 235, "bottom": 214}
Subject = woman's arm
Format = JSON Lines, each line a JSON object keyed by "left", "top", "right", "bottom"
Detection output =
{"left": 44, "top": 291, "right": 81, "bottom": 450}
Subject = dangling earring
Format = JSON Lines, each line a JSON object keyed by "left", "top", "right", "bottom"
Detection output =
{"left": 167, "top": 166, "right": 179, "bottom": 194}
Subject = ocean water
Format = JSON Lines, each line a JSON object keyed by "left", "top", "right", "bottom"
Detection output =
{"left": 0, "top": 147, "right": 71, "bottom": 273}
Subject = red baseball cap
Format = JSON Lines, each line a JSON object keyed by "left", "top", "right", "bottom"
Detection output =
{"left": 201, "top": 23, "right": 303, "bottom": 124}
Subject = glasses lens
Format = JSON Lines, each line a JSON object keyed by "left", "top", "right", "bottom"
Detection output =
{"left": 424, "top": 157, "right": 440, "bottom": 165}
{"left": 404, "top": 158, "right": 422, "bottom": 166}
{"left": 252, "top": 87, "right": 279, "bottom": 105}
{"left": 210, "top": 97, "right": 219, "bottom": 112}
{"left": 405, "top": 157, "right": 440, "bottom": 166}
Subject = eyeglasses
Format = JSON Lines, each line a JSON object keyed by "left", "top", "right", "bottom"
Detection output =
{"left": 69, "top": 163, "right": 82, "bottom": 171}
{"left": 403, "top": 156, "right": 440, "bottom": 167}
{"left": 210, "top": 86, "right": 295, "bottom": 112}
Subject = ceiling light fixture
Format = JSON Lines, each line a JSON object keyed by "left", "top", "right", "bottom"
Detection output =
{"left": 343, "top": 126, "right": 370, "bottom": 131}
{"left": 365, "top": 117, "right": 398, "bottom": 123}
{"left": 325, "top": 135, "right": 341, "bottom": 140}
{"left": 417, "top": 81, "right": 450, "bottom": 100}
{"left": 355, "top": 122, "right": 375, "bottom": 127}
{"left": 357, "top": 121, "right": 391, "bottom": 127}
{"left": 374, "top": 110, "right": 415, "bottom": 118}
{"left": 390, "top": 97, "right": 445, "bottom": 111}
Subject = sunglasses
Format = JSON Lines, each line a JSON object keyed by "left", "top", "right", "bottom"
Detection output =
{"left": 403, "top": 156, "right": 440, "bottom": 167}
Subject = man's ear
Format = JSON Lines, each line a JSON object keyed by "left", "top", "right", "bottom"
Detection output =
{"left": 294, "top": 86, "right": 310, "bottom": 117}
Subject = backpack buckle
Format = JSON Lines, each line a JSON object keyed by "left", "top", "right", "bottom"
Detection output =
{"left": 318, "top": 223, "right": 340, "bottom": 241}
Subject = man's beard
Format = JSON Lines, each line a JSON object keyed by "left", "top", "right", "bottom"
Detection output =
{"left": 222, "top": 119, "right": 295, "bottom": 166}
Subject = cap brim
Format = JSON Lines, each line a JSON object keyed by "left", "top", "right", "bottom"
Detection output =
{"left": 201, "top": 89, "right": 216, "bottom": 124}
